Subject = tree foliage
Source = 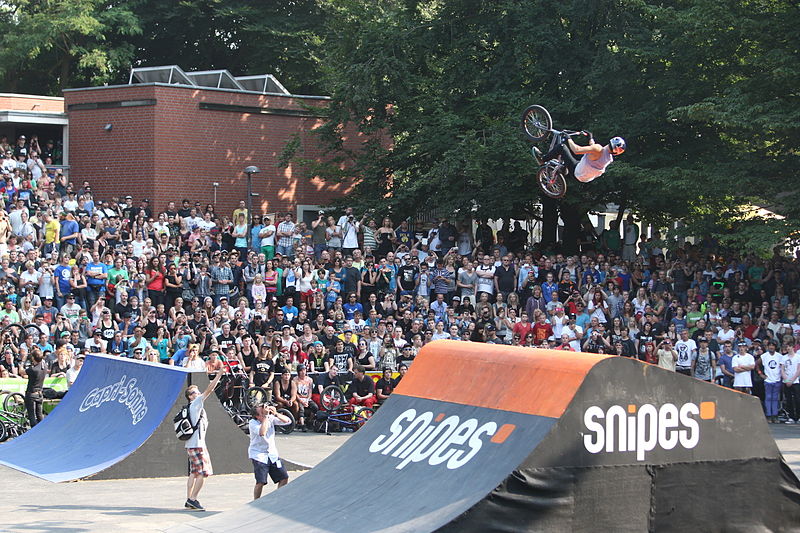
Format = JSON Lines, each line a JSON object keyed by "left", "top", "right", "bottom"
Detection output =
{"left": 0, "top": 0, "right": 141, "bottom": 92}
{"left": 0, "top": 0, "right": 796, "bottom": 253}
{"left": 312, "top": 0, "right": 800, "bottom": 254}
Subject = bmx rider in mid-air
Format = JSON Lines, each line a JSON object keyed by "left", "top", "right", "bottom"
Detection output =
{"left": 534, "top": 133, "right": 626, "bottom": 183}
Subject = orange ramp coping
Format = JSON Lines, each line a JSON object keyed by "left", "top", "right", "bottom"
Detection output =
{"left": 395, "top": 340, "right": 610, "bottom": 418}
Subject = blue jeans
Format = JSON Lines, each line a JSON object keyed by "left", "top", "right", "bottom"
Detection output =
{"left": 764, "top": 381, "right": 781, "bottom": 417}
{"left": 276, "top": 244, "right": 293, "bottom": 258}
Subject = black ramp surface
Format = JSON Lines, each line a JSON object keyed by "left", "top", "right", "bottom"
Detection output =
{"left": 167, "top": 395, "right": 557, "bottom": 533}
{"left": 91, "top": 372, "right": 253, "bottom": 480}
{"left": 438, "top": 357, "right": 800, "bottom": 532}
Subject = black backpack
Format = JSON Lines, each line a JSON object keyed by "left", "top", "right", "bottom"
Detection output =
{"left": 173, "top": 404, "right": 203, "bottom": 441}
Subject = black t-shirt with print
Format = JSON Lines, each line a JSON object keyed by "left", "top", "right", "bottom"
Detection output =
{"left": 252, "top": 357, "right": 275, "bottom": 387}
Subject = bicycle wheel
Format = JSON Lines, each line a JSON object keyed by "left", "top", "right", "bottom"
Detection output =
{"left": 353, "top": 408, "right": 374, "bottom": 430}
{"left": 537, "top": 164, "right": 567, "bottom": 199}
{"left": 3, "top": 393, "right": 25, "bottom": 417}
{"left": 276, "top": 408, "right": 295, "bottom": 434}
{"left": 521, "top": 105, "right": 552, "bottom": 142}
{"left": 0, "top": 420, "right": 7, "bottom": 442}
{"left": 320, "top": 385, "right": 345, "bottom": 411}
{"left": 245, "top": 386, "right": 269, "bottom": 408}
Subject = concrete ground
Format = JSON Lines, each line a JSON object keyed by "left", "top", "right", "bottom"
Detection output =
{"left": 2, "top": 427, "right": 798, "bottom": 533}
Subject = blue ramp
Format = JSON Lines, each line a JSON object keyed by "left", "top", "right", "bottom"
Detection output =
{"left": 0, "top": 354, "right": 191, "bottom": 482}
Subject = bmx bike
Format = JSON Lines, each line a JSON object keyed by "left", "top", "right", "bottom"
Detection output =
{"left": 216, "top": 362, "right": 296, "bottom": 435}
{"left": 521, "top": 104, "right": 590, "bottom": 200}
{"left": 0, "top": 391, "right": 30, "bottom": 442}
{"left": 314, "top": 383, "right": 374, "bottom": 434}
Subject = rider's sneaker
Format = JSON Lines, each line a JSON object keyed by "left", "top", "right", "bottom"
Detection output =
{"left": 531, "top": 146, "right": 543, "bottom": 165}
{"left": 186, "top": 499, "right": 205, "bottom": 511}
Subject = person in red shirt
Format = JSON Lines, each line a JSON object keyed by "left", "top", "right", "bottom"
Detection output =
{"left": 512, "top": 311, "right": 532, "bottom": 340}
{"left": 557, "top": 333, "right": 575, "bottom": 351}
{"left": 741, "top": 314, "right": 759, "bottom": 340}
{"left": 532, "top": 315, "right": 553, "bottom": 344}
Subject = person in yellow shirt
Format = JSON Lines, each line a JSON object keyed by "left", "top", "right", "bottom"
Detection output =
{"left": 232, "top": 200, "right": 249, "bottom": 226}
{"left": 43, "top": 212, "right": 60, "bottom": 256}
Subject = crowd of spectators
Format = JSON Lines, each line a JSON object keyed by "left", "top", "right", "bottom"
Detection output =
{"left": 0, "top": 133, "right": 798, "bottom": 425}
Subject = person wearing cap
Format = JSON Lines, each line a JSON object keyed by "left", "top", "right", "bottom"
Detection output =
{"left": 326, "top": 338, "right": 354, "bottom": 377}
{"left": 692, "top": 337, "right": 716, "bottom": 382}
{"left": 731, "top": 342, "right": 755, "bottom": 393}
{"left": 13, "top": 134, "right": 28, "bottom": 158}
{"left": 65, "top": 355, "right": 84, "bottom": 388}
{"left": 759, "top": 340, "right": 783, "bottom": 422}
{"left": 309, "top": 341, "right": 327, "bottom": 371}
{"left": 258, "top": 216, "right": 276, "bottom": 260}
{"left": 182, "top": 362, "right": 224, "bottom": 511}
{"left": 484, "top": 323, "right": 507, "bottom": 345}
{"left": 84, "top": 330, "right": 107, "bottom": 354}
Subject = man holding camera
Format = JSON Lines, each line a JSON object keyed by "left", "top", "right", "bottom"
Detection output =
{"left": 656, "top": 339, "right": 677, "bottom": 371}
{"left": 337, "top": 207, "right": 362, "bottom": 257}
{"left": 311, "top": 210, "right": 328, "bottom": 259}
{"left": 248, "top": 404, "right": 292, "bottom": 499}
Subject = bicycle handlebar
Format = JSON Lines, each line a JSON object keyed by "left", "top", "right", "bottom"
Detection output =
{"left": 552, "top": 128, "right": 589, "bottom": 137}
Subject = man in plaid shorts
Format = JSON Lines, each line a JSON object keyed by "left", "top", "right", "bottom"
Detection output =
{"left": 184, "top": 370, "right": 223, "bottom": 511}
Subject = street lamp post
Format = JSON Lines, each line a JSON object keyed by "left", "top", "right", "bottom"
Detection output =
{"left": 243, "top": 166, "right": 260, "bottom": 249}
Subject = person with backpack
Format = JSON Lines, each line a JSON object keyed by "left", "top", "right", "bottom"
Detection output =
{"left": 182, "top": 370, "right": 223, "bottom": 511}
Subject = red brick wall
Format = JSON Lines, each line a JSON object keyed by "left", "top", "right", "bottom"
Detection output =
{"left": 64, "top": 84, "right": 360, "bottom": 217}
{"left": 0, "top": 94, "right": 64, "bottom": 113}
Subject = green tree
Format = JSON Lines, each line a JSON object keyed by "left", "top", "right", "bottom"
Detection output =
{"left": 309, "top": 0, "right": 799, "bottom": 254}
{"left": 0, "top": 0, "right": 141, "bottom": 93}
{"left": 122, "top": 0, "right": 326, "bottom": 94}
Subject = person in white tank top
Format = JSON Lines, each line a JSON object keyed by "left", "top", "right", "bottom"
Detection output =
{"left": 571, "top": 135, "right": 626, "bottom": 183}
{"left": 536, "top": 133, "right": 626, "bottom": 183}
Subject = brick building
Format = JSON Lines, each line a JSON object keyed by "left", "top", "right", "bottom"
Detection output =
{"left": 63, "top": 66, "right": 362, "bottom": 224}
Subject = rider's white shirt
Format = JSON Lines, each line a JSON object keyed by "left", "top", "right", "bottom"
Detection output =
{"left": 574, "top": 147, "right": 613, "bottom": 183}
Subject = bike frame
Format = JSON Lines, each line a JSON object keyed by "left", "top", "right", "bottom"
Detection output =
{"left": 542, "top": 128, "right": 584, "bottom": 169}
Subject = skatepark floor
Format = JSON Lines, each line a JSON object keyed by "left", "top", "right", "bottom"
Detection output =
{"left": 3, "top": 428, "right": 799, "bottom": 533}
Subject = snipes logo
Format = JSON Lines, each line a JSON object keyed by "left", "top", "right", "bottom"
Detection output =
{"left": 369, "top": 408, "right": 515, "bottom": 470}
{"left": 582, "top": 401, "right": 716, "bottom": 461}
{"left": 78, "top": 375, "right": 148, "bottom": 425}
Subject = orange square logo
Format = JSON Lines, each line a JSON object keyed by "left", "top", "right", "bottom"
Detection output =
{"left": 700, "top": 402, "right": 716, "bottom": 420}
{"left": 490, "top": 424, "right": 516, "bottom": 444}
{"left": 627, "top": 404, "right": 636, "bottom": 414}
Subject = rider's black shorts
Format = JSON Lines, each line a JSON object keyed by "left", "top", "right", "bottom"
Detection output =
{"left": 252, "top": 458, "right": 288, "bottom": 484}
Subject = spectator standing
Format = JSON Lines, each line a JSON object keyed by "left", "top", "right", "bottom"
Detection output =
{"left": 337, "top": 207, "right": 361, "bottom": 256}
{"left": 674, "top": 328, "right": 696, "bottom": 376}
{"left": 276, "top": 213, "right": 295, "bottom": 258}
{"left": 731, "top": 342, "right": 756, "bottom": 394}
{"left": 248, "top": 404, "right": 291, "bottom": 499}
{"left": 183, "top": 370, "right": 223, "bottom": 511}
{"left": 761, "top": 341, "right": 783, "bottom": 422}
{"left": 22, "top": 347, "right": 46, "bottom": 427}
{"left": 783, "top": 346, "right": 800, "bottom": 423}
